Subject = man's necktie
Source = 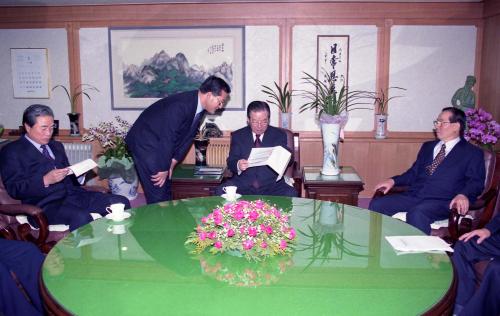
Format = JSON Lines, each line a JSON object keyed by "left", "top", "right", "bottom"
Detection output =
{"left": 40, "top": 144, "right": 54, "bottom": 160}
{"left": 254, "top": 134, "right": 262, "bottom": 148}
{"left": 191, "top": 111, "right": 204, "bottom": 130}
{"left": 252, "top": 134, "right": 262, "bottom": 189}
{"left": 426, "top": 144, "right": 446, "bottom": 175}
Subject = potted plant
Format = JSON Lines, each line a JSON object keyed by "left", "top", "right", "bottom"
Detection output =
{"left": 261, "top": 82, "right": 293, "bottom": 129}
{"left": 365, "top": 87, "right": 406, "bottom": 139}
{"left": 194, "top": 124, "right": 210, "bottom": 166}
{"left": 464, "top": 108, "right": 500, "bottom": 151}
{"left": 299, "top": 71, "right": 370, "bottom": 175}
{"left": 52, "top": 84, "right": 99, "bottom": 136}
{"left": 82, "top": 116, "right": 138, "bottom": 200}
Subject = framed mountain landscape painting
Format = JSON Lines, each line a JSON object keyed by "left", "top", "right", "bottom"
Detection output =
{"left": 108, "top": 26, "right": 245, "bottom": 110}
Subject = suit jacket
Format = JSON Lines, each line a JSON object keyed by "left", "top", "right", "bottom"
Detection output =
{"left": 0, "top": 136, "right": 85, "bottom": 211}
{"left": 227, "top": 125, "right": 291, "bottom": 189}
{"left": 393, "top": 139, "right": 485, "bottom": 203}
{"left": 125, "top": 90, "right": 201, "bottom": 173}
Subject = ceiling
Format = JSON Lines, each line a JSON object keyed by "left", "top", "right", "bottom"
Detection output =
{"left": 0, "top": 0, "right": 483, "bottom": 6}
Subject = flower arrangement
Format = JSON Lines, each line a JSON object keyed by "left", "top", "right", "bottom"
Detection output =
{"left": 82, "top": 116, "right": 136, "bottom": 183}
{"left": 185, "top": 200, "right": 297, "bottom": 262}
{"left": 464, "top": 108, "right": 500, "bottom": 150}
{"left": 199, "top": 253, "right": 293, "bottom": 287}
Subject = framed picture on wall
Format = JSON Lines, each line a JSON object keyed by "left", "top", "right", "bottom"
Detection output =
{"left": 10, "top": 48, "right": 50, "bottom": 99}
{"left": 108, "top": 26, "right": 245, "bottom": 110}
{"left": 316, "top": 35, "right": 349, "bottom": 96}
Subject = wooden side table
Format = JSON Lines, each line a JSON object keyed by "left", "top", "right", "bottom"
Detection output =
{"left": 302, "top": 166, "right": 364, "bottom": 206}
{"left": 171, "top": 164, "right": 224, "bottom": 200}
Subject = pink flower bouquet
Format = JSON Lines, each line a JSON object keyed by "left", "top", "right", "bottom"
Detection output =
{"left": 185, "top": 200, "right": 296, "bottom": 261}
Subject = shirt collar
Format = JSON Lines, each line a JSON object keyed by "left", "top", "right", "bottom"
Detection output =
{"left": 24, "top": 134, "right": 45, "bottom": 150}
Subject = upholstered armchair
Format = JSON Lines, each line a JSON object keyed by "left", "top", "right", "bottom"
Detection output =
{"left": 0, "top": 174, "right": 108, "bottom": 253}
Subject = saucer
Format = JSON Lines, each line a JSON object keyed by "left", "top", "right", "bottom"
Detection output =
{"left": 105, "top": 212, "right": 131, "bottom": 222}
{"left": 221, "top": 193, "right": 242, "bottom": 201}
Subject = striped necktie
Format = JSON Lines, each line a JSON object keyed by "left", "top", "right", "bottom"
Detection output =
{"left": 40, "top": 144, "right": 54, "bottom": 160}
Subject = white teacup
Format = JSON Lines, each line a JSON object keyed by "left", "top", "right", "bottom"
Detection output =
{"left": 223, "top": 186, "right": 238, "bottom": 199}
{"left": 106, "top": 203, "right": 126, "bottom": 220}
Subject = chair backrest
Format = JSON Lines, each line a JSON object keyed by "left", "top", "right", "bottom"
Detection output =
{"left": 482, "top": 148, "right": 496, "bottom": 193}
{"left": 279, "top": 128, "right": 300, "bottom": 178}
{"left": 0, "top": 174, "right": 21, "bottom": 226}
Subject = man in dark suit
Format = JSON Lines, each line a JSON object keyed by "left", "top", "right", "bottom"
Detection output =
{"left": 125, "top": 76, "right": 231, "bottom": 204}
{"left": 0, "top": 239, "right": 44, "bottom": 316}
{"left": 0, "top": 104, "right": 130, "bottom": 231}
{"left": 452, "top": 213, "right": 500, "bottom": 315}
{"left": 215, "top": 101, "right": 298, "bottom": 197}
{"left": 369, "top": 107, "right": 485, "bottom": 234}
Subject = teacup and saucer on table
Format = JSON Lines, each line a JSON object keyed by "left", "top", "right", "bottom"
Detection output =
{"left": 221, "top": 185, "right": 241, "bottom": 201}
{"left": 105, "top": 203, "right": 131, "bottom": 222}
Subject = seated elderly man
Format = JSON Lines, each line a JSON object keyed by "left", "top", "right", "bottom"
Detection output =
{"left": 0, "top": 104, "right": 130, "bottom": 231}
{"left": 215, "top": 101, "right": 297, "bottom": 197}
{"left": 369, "top": 107, "right": 485, "bottom": 234}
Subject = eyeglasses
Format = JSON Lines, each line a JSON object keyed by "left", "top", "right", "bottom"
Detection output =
{"left": 214, "top": 95, "right": 225, "bottom": 107}
{"left": 250, "top": 119, "right": 269, "bottom": 126}
{"left": 39, "top": 124, "right": 56, "bottom": 132}
{"left": 433, "top": 120, "right": 453, "bottom": 127}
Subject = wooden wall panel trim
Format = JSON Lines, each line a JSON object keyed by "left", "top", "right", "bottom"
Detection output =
{"left": 484, "top": 0, "right": 500, "bottom": 18}
{"left": 0, "top": 2, "right": 483, "bottom": 26}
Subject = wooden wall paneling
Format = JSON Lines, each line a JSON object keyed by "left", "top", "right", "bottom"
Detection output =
{"left": 478, "top": 12, "right": 500, "bottom": 150}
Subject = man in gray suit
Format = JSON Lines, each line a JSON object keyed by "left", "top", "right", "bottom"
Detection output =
{"left": 126, "top": 76, "right": 231, "bottom": 204}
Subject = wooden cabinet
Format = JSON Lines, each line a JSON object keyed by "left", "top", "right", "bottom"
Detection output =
{"left": 171, "top": 164, "right": 224, "bottom": 200}
{"left": 302, "top": 166, "right": 364, "bottom": 206}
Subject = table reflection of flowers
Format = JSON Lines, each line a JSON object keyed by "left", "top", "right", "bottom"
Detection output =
{"left": 185, "top": 200, "right": 296, "bottom": 261}
{"left": 198, "top": 252, "right": 293, "bottom": 287}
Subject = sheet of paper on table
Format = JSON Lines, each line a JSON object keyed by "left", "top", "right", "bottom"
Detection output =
{"left": 247, "top": 145, "right": 291, "bottom": 181}
{"left": 67, "top": 159, "right": 97, "bottom": 177}
{"left": 385, "top": 235, "right": 454, "bottom": 254}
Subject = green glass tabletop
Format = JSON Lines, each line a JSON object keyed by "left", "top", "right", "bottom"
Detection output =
{"left": 42, "top": 196, "right": 453, "bottom": 316}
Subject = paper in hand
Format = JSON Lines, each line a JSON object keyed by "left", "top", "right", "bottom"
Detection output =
{"left": 67, "top": 159, "right": 97, "bottom": 177}
{"left": 247, "top": 146, "right": 291, "bottom": 181}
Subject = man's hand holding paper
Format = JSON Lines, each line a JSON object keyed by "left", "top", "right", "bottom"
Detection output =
{"left": 246, "top": 146, "right": 291, "bottom": 181}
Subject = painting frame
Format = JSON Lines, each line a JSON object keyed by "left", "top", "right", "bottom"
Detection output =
{"left": 316, "top": 35, "right": 350, "bottom": 97}
{"left": 10, "top": 48, "right": 50, "bottom": 99}
{"left": 108, "top": 26, "right": 245, "bottom": 110}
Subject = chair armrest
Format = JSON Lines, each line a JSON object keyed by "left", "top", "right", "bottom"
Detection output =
{"left": 83, "top": 185, "right": 109, "bottom": 194}
{"left": 373, "top": 186, "right": 409, "bottom": 198}
{"left": 0, "top": 203, "right": 50, "bottom": 250}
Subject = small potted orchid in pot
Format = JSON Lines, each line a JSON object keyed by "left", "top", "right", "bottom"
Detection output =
{"left": 194, "top": 124, "right": 210, "bottom": 166}
{"left": 261, "top": 81, "right": 293, "bottom": 129}
{"left": 365, "top": 87, "right": 406, "bottom": 139}
{"left": 82, "top": 116, "right": 138, "bottom": 200}
{"left": 52, "top": 83, "right": 99, "bottom": 136}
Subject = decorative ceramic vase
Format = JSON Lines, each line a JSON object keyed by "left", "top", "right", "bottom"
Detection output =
{"left": 108, "top": 176, "right": 138, "bottom": 200}
{"left": 280, "top": 112, "right": 291, "bottom": 130}
{"left": 375, "top": 114, "right": 388, "bottom": 139}
{"left": 67, "top": 112, "right": 80, "bottom": 136}
{"left": 320, "top": 123, "right": 341, "bottom": 176}
{"left": 194, "top": 138, "right": 210, "bottom": 166}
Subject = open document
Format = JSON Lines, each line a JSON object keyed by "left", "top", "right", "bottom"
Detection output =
{"left": 385, "top": 236, "right": 454, "bottom": 254}
{"left": 247, "top": 146, "right": 291, "bottom": 181}
{"left": 67, "top": 159, "right": 97, "bottom": 177}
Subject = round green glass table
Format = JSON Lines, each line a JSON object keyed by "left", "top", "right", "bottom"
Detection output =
{"left": 41, "top": 196, "right": 455, "bottom": 315}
